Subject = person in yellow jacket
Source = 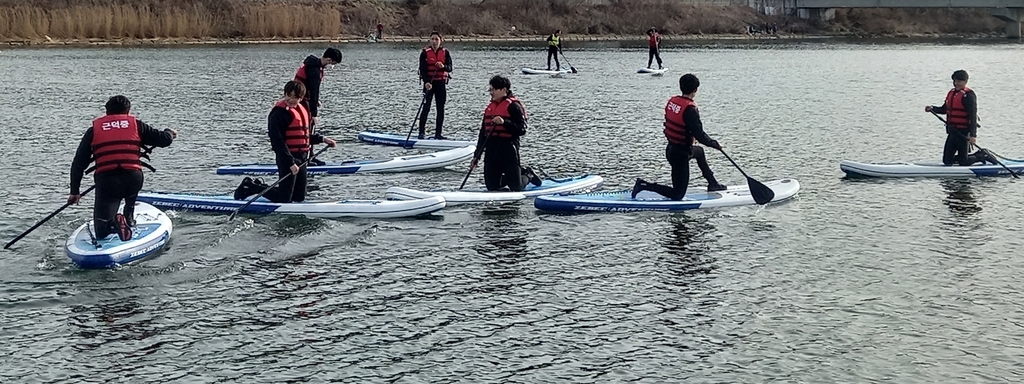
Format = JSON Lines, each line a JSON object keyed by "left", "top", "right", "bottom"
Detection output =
{"left": 546, "top": 30, "right": 562, "bottom": 71}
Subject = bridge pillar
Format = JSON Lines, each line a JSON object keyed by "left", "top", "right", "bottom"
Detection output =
{"left": 992, "top": 8, "right": 1023, "bottom": 39}
{"left": 797, "top": 8, "right": 835, "bottom": 22}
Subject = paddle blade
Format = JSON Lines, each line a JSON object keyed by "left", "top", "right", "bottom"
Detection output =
{"left": 747, "top": 177, "right": 775, "bottom": 205}
{"left": 570, "top": 67, "right": 577, "bottom": 73}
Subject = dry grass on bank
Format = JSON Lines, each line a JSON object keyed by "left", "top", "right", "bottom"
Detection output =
{"left": 0, "top": 0, "right": 1008, "bottom": 41}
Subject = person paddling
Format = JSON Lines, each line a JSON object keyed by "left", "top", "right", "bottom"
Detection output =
{"left": 925, "top": 69, "right": 995, "bottom": 166}
{"left": 546, "top": 30, "right": 562, "bottom": 71}
{"left": 469, "top": 76, "right": 541, "bottom": 192}
{"left": 68, "top": 95, "right": 177, "bottom": 241}
{"left": 647, "top": 27, "right": 663, "bottom": 70}
{"left": 632, "top": 73, "right": 727, "bottom": 200}
{"left": 417, "top": 32, "right": 453, "bottom": 140}
{"left": 235, "top": 81, "right": 336, "bottom": 203}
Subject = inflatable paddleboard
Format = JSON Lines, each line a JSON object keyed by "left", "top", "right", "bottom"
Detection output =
{"left": 136, "top": 192, "right": 445, "bottom": 219}
{"left": 216, "top": 146, "right": 474, "bottom": 175}
{"left": 637, "top": 67, "right": 669, "bottom": 75}
{"left": 840, "top": 159, "right": 1024, "bottom": 178}
{"left": 534, "top": 178, "right": 800, "bottom": 213}
{"left": 65, "top": 202, "right": 172, "bottom": 269}
{"left": 385, "top": 174, "right": 604, "bottom": 205}
{"left": 357, "top": 131, "right": 474, "bottom": 149}
{"left": 522, "top": 67, "right": 573, "bottom": 75}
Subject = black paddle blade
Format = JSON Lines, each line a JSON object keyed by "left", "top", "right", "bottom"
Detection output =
{"left": 570, "top": 67, "right": 578, "bottom": 73}
{"left": 747, "top": 177, "right": 775, "bottom": 205}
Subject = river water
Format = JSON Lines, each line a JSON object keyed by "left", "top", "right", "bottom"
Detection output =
{"left": 1, "top": 39, "right": 1024, "bottom": 382}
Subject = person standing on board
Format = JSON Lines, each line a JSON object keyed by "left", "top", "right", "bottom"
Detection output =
{"left": 235, "top": 81, "right": 337, "bottom": 203}
{"left": 647, "top": 27, "right": 663, "bottom": 70}
{"left": 68, "top": 95, "right": 177, "bottom": 241}
{"left": 925, "top": 70, "right": 994, "bottom": 166}
{"left": 631, "top": 73, "right": 727, "bottom": 200}
{"left": 376, "top": 23, "right": 384, "bottom": 40}
{"left": 546, "top": 30, "right": 562, "bottom": 71}
{"left": 469, "top": 76, "right": 541, "bottom": 192}
{"left": 417, "top": 32, "right": 453, "bottom": 140}
{"left": 293, "top": 47, "right": 340, "bottom": 165}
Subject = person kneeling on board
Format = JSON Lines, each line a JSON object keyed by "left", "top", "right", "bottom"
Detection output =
{"left": 469, "top": 75, "right": 542, "bottom": 192}
{"left": 925, "top": 69, "right": 995, "bottom": 166}
{"left": 68, "top": 95, "right": 177, "bottom": 241}
{"left": 235, "top": 81, "right": 336, "bottom": 203}
{"left": 632, "top": 73, "right": 727, "bottom": 200}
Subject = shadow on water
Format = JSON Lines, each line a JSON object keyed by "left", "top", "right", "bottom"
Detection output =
{"left": 657, "top": 215, "right": 717, "bottom": 288}
{"left": 940, "top": 178, "right": 982, "bottom": 231}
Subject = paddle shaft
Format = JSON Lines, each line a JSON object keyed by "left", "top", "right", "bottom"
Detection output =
{"left": 403, "top": 92, "right": 429, "bottom": 148}
{"left": 930, "top": 112, "right": 1018, "bottom": 178}
{"left": 5, "top": 145, "right": 158, "bottom": 250}
{"left": 558, "top": 49, "right": 577, "bottom": 73}
{"left": 714, "top": 147, "right": 775, "bottom": 205}
{"left": 459, "top": 125, "right": 497, "bottom": 190}
{"left": 228, "top": 145, "right": 331, "bottom": 221}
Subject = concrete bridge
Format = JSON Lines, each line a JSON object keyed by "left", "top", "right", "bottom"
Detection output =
{"left": 791, "top": 0, "right": 1024, "bottom": 38}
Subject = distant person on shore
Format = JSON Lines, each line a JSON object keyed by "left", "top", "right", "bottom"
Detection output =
{"left": 235, "top": 81, "right": 337, "bottom": 203}
{"left": 68, "top": 95, "right": 177, "bottom": 242}
{"left": 925, "top": 70, "right": 994, "bottom": 166}
{"left": 470, "top": 75, "right": 541, "bottom": 192}
{"left": 546, "top": 30, "right": 562, "bottom": 71}
{"left": 509, "top": 25, "right": 517, "bottom": 36}
{"left": 631, "top": 73, "right": 727, "bottom": 200}
{"left": 647, "top": 27, "right": 663, "bottom": 70}
{"left": 418, "top": 32, "right": 453, "bottom": 140}
{"left": 376, "top": 23, "right": 384, "bottom": 40}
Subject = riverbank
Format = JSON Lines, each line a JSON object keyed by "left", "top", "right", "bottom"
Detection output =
{"left": 0, "top": 0, "right": 1006, "bottom": 47}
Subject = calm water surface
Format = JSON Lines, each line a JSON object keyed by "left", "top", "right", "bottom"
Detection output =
{"left": 1, "top": 40, "right": 1024, "bottom": 382}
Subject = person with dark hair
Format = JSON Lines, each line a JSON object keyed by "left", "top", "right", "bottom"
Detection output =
{"left": 417, "top": 31, "right": 453, "bottom": 140}
{"left": 469, "top": 76, "right": 541, "bottom": 192}
{"left": 68, "top": 95, "right": 177, "bottom": 241}
{"left": 631, "top": 73, "right": 727, "bottom": 200}
{"left": 375, "top": 22, "right": 384, "bottom": 40}
{"left": 647, "top": 27, "right": 663, "bottom": 70}
{"left": 234, "top": 81, "right": 337, "bottom": 203}
{"left": 293, "top": 47, "right": 342, "bottom": 129}
{"left": 926, "top": 70, "right": 994, "bottom": 166}
{"left": 546, "top": 30, "right": 562, "bottom": 71}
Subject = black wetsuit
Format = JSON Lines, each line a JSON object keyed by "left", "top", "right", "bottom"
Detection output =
{"left": 418, "top": 47, "right": 454, "bottom": 139}
{"left": 70, "top": 122, "right": 174, "bottom": 239}
{"left": 932, "top": 90, "right": 981, "bottom": 166}
{"left": 638, "top": 105, "right": 722, "bottom": 200}
{"left": 265, "top": 106, "right": 327, "bottom": 203}
{"left": 546, "top": 35, "right": 561, "bottom": 70}
{"left": 297, "top": 55, "right": 324, "bottom": 127}
{"left": 474, "top": 100, "right": 529, "bottom": 192}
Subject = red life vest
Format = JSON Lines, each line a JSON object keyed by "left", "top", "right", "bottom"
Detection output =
{"left": 649, "top": 33, "right": 659, "bottom": 47}
{"left": 293, "top": 63, "right": 324, "bottom": 100}
{"left": 663, "top": 95, "right": 696, "bottom": 145}
{"left": 483, "top": 96, "right": 527, "bottom": 139}
{"left": 944, "top": 87, "right": 971, "bottom": 129}
{"left": 91, "top": 114, "right": 142, "bottom": 173}
{"left": 274, "top": 100, "right": 311, "bottom": 153}
{"left": 424, "top": 47, "right": 449, "bottom": 82}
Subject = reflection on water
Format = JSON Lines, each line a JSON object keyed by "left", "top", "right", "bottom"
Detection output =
{"left": 475, "top": 206, "right": 528, "bottom": 288}
{"left": 70, "top": 296, "right": 155, "bottom": 350}
{"left": 658, "top": 216, "right": 717, "bottom": 286}
{"left": 941, "top": 179, "right": 981, "bottom": 220}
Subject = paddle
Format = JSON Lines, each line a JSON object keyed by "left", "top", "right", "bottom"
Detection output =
{"left": 459, "top": 126, "right": 496, "bottom": 190}
{"left": 403, "top": 92, "right": 429, "bottom": 149}
{"left": 930, "top": 111, "right": 1018, "bottom": 179}
{"left": 227, "top": 145, "right": 331, "bottom": 221}
{"left": 558, "top": 49, "right": 578, "bottom": 73}
{"left": 715, "top": 148, "right": 775, "bottom": 205}
{"left": 5, "top": 145, "right": 157, "bottom": 250}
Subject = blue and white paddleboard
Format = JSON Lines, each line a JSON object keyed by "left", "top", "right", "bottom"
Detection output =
{"left": 522, "top": 67, "right": 573, "bottom": 75}
{"left": 637, "top": 67, "right": 669, "bottom": 75}
{"left": 65, "top": 202, "right": 172, "bottom": 269}
{"left": 534, "top": 178, "right": 800, "bottom": 213}
{"left": 136, "top": 192, "right": 445, "bottom": 219}
{"left": 357, "top": 131, "right": 474, "bottom": 149}
{"left": 840, "top": 159, "right": 1024, "bottom": 178}
{"left": 385, "top": 175, "right": 604, "bottom": 205}
{"left": 216, "top": 146, "right": 474, "bottom": 175}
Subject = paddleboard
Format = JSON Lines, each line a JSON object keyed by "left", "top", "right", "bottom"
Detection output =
{"left": 534, "top": 178, "right": 800, "bottom": 213}
{"left": 216, "top": 146, "right": 474, "bottom": 175}
{"left": 65, "top": 202, "right": 172, "bottom": 269}
{"left": 357, "top": 131, "right": 474, "bottom": 149}
{"left": 522, "top": 67, "right": 573, "bottom": 75}
{"left": 136, "top": 192, "right": 445, "bottom": 219}
{"left": 385, "top": 174, "right": 604, "bottom": 205}
{"left": 840, "top": 159, "right": 1024, "bottom": 178}
{"left": 637, "top": 67, "right": 669, "bottom": 75}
